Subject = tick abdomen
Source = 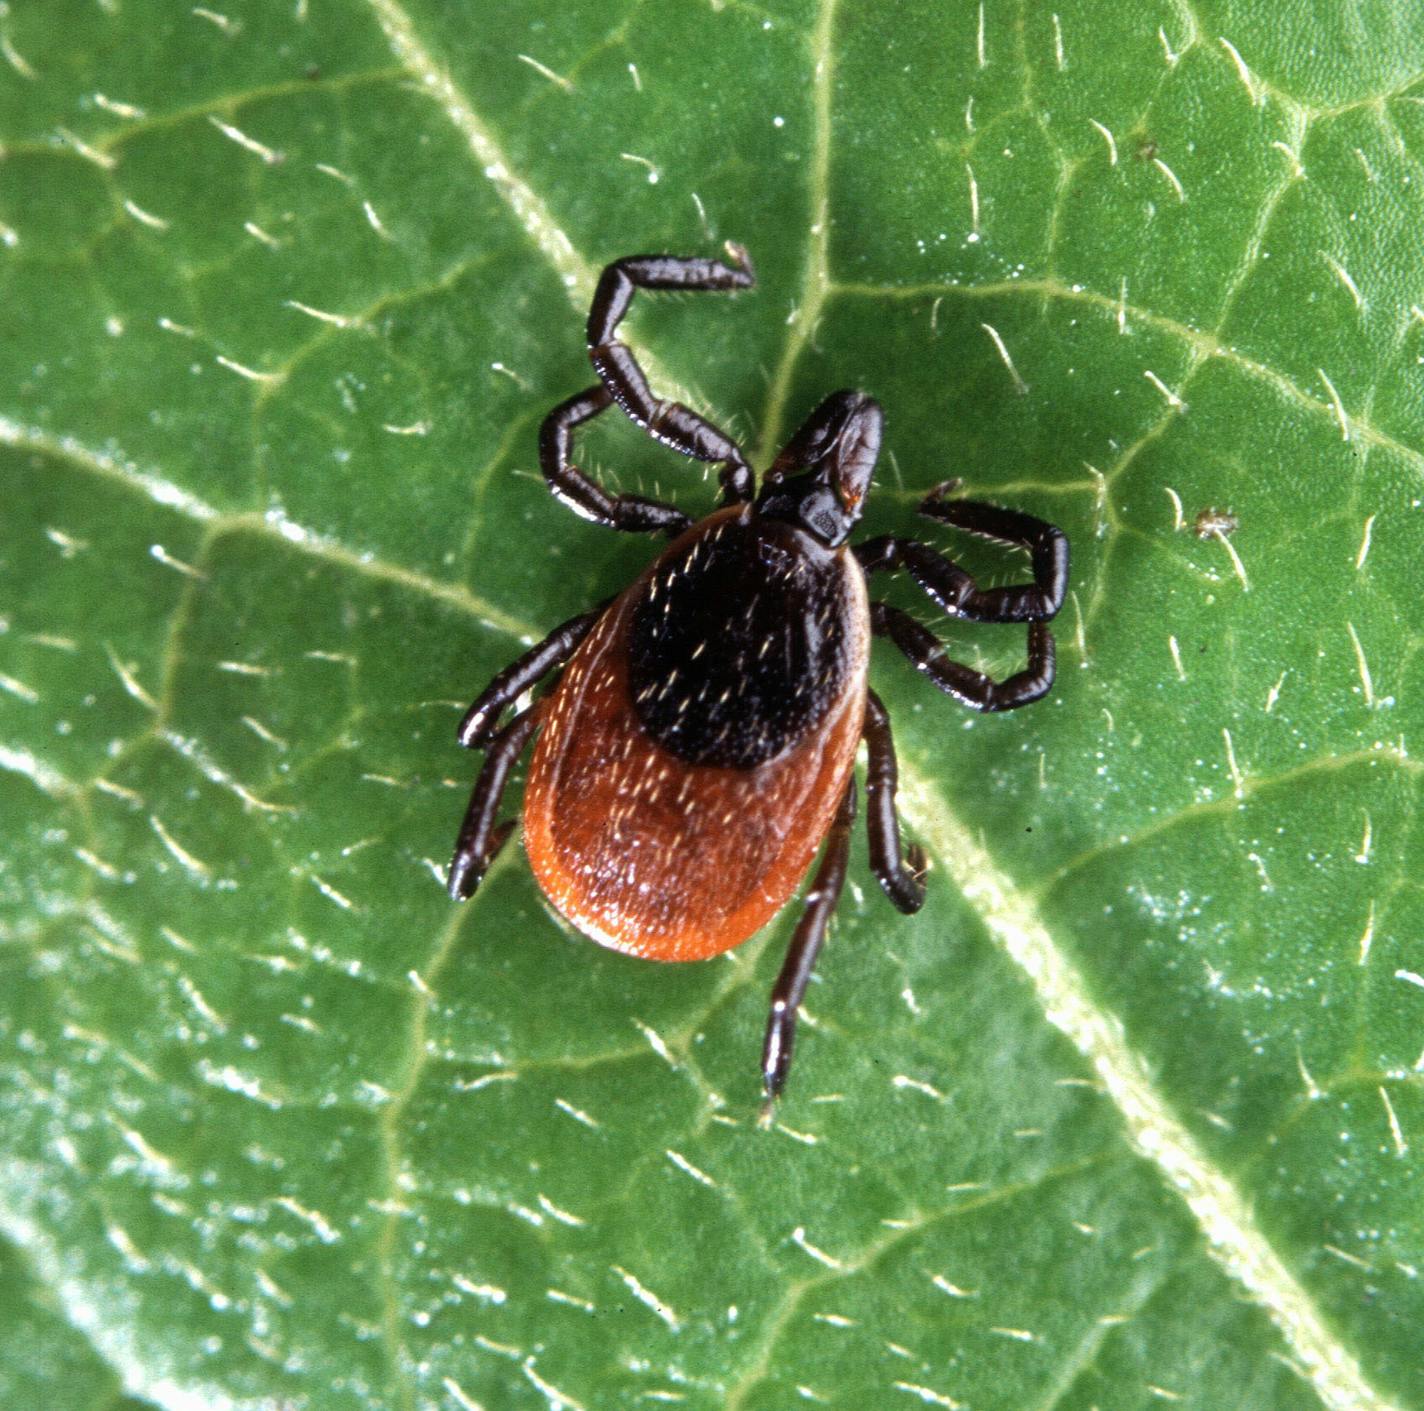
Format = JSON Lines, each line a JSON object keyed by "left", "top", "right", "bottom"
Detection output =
{"left": 523, "top": 508, "right": 869, "bottom": 960}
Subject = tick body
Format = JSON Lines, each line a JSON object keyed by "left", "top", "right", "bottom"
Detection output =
{"left": 526, "top": 506, "right": 869, "bottom": 961}
{"left": 448, "top": 245, "right": 1068, "bottom": 1101}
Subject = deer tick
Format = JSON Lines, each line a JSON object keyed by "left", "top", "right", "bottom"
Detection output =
{"left": 448, "top": 245, "right": 1068, "bottom": 1101}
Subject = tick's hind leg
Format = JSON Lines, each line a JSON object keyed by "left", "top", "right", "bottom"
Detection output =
{"left": 588, "top": 247, "right": 756, "bottom": 505}
{"left": 448, "top": 704, "right": 542, "bottom": 901}
{"left": 761, "top": 779, "right": 857, "bottom": 1106}
{"left": 864, "top": 690, "right": 926, "bottom": 914}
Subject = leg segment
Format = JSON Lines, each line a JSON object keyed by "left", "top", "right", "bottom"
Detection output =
{"left": 587, "top": 247, "right": 756, "bottom": 506}
{"left": 761, "top": 778, "right": 857, "bottom": 1104}
{"left": 447, "top": 705, "right": 542, "bottom": 901}
{"left": 855, "top": 482, "right": 1068, "bottom": 622}
{"left": 539, "top": 386, "right": 692, "bottom": 535}
{"left": 863, "top": 690, "right": 926, "bottom": 913}
{"left": 871, "top": 601, "right": 1056, "bottom": 711}
{"left": 456, "top": 605, "right": 606, "bottom": 749}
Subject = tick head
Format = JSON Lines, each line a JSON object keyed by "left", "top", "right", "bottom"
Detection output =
{"left": 757, "top": 390, "right": 883, "bottom": 547}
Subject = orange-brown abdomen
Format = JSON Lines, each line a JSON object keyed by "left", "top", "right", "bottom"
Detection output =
{"left": 523, "top": 509, "right": 869, "bottom": 961}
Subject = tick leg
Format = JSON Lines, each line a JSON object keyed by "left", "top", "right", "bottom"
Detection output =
{"left": 864, "top": 690, "right": 926, "bottom": 913}
{"left": 855, "top": 484, "right": 1068, "bottom": 623}
{"left": 871, "top": 601, "right": 1056, "bottom": 711}
{"left": 457, "top": 604, "right": 607, "bottom": 749}
{"left": 448, "top": 704, "right": 542, "bottom": 901}
{"left": 587, "top": 246, "right": 756, "bottom": 506}
{"left": 761, "top": 778, "right": 857, "bottom": 1104}
{"left": 540, "top": 386, "right": 692, "bottom": 535}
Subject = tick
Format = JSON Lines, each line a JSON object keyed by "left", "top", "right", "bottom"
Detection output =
{"left": 448, "top": 245, "right": 1068, "bottom": 1102}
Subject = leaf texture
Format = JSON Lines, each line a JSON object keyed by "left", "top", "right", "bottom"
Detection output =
{"left": 1, "top": 2, "right": 1421, "bottom": 1408}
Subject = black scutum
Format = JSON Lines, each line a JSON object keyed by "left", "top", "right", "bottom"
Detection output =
{"left": 627, "top": 515, "right": 852, "bottom": 769}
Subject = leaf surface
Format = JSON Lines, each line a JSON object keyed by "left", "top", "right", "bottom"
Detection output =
{"left": 2, "top": 2, "right": 1421, "bottom": 1408}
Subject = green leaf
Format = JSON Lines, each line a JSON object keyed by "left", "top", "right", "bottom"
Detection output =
{"left": 2, "top": 1, "right": 1420, "bottom": 1408}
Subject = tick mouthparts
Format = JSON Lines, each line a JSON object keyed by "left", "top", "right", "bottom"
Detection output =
{"left": 767, "top": 389, "right": 883, "bottom": 496}
{"left": 833, "top": 399, "right": 881, "bottom": 510}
